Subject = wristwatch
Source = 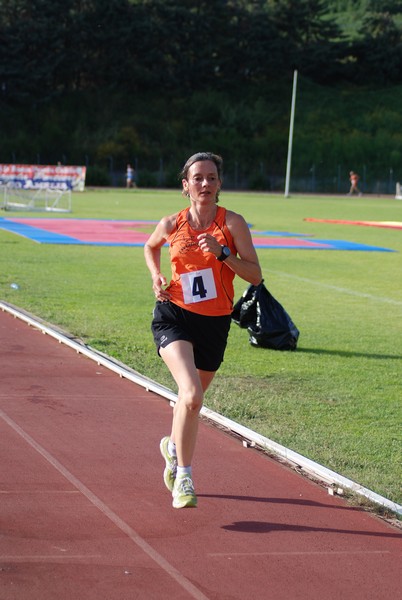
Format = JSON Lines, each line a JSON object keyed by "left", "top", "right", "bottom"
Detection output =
{"left": 217, "top": 245, "right": 231, "bottom": 261}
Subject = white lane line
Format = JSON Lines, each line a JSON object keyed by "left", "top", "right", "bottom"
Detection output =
{"left": 208, "top": 551, "right": 392, "bottom": 557}
{"left": 0, "top": 490, "right": 80, "bottom": 494}
{"left": 0, "top": 408, "right": 210, "bottom": 600}
{"left": 0, "top": 555, "right": 102, "bottom": 562}
{"left": 265, "top": 269, "right": 402, "bottom": 306}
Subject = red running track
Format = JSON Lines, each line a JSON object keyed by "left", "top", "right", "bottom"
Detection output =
{"left": 1, "top": 308, "right": 401, "bottom": 600}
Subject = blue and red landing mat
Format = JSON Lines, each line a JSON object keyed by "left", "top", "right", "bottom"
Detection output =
{"left": 0, "top": 216, "right": 395, "bottom": 251}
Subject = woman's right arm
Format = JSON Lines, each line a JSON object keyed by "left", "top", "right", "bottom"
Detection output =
{"left": 144, "top": 215, "right": 175, "bottom": 301}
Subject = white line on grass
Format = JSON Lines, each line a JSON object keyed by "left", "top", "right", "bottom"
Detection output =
{"left": 265, "top": 269, "right": 402, "bottom": 306}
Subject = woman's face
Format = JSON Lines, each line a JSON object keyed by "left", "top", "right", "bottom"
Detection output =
{"left": 182, "top": 160, "right": 221, "bottom": 203}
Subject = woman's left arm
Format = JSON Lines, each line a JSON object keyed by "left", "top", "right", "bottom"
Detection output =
{"left": 224, "top": 211, "right": 262, "bottom": 285}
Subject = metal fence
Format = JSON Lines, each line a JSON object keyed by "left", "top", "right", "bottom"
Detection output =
{"left": 106, "top": 164, "right": 400, "bottom": 196}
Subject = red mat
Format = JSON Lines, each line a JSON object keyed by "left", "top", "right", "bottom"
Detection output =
{"left": 305, "top": 218, "right": 402, "bottom": 229}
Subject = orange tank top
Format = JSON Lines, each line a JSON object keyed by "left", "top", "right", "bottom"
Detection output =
{"left": 166, "top": 206, "right": 236, "bottom": 316}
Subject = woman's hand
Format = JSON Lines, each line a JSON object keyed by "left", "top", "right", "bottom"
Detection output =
{"left": 197, "top": 233, "right": 222, "bottom": 258}
{"left": 152, "top": 272, "right": 170, "bottom": 302}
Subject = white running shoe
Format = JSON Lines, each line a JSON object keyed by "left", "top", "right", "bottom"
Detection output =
{"left": 172, "top": 474, "right": 197, "bottom": 509}
{"left": 159, "top": 436, "right": 177, "bottom": 492}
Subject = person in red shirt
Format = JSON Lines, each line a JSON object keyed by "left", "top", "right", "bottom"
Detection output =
{"left": 144, "top": 152, "right": 262, "bottom": 508}
{"left": 348, "top": 171, "right": 362, "bottom": 196}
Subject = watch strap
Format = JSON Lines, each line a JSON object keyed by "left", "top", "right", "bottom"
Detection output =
{"left": 217, "top": 246, "right": 230, "bottom": 261}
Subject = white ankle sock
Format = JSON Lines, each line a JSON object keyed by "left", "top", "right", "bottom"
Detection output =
{"left": 177, "top": 466, "right": 192, "bottom": 478}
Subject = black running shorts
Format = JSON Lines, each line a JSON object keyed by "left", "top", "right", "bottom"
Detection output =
{"left": 151, "top": 301, "right": 232, "bottom": 372}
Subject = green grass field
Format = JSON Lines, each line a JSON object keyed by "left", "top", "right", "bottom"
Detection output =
{"left": 1, "top": 188, "right": 401, "bottom": 508}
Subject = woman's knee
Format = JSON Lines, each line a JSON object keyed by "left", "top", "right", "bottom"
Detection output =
{"left": 178, "top": 386, "right": 203, "bottom": 413}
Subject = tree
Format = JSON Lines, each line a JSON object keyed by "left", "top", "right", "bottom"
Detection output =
{"left": 267, "top": 0, "right": 346, "bottom": 82}
{"left": 0, "top": 0, "right": 76, "bottom": 103}
{"left": 73, "top": 0, "right": 137, "bottom": 90}
{"left": 354, "top": 11, "right": 402, "bottom": 84}
{"left": 366, "top": 0, "right": 402, "bottom": 14}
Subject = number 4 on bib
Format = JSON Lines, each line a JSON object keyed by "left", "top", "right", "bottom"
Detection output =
{"left": 192, "top": 275, "right": 207, "bottom": 298}
{"left": 181, "top": 268, "right": 217, "bottom": 305}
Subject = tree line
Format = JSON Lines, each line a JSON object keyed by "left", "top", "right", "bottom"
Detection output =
{"left": 1, "top": 0, "right": 402, "bottom": 190}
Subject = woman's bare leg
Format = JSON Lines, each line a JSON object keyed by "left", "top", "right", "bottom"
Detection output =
{"left": 160, "top": 340, "right": 216, "bottom": 467}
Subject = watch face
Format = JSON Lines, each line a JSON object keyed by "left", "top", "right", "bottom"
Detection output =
{"left": 218, "top": 245, "right": 231, "bottom": 261}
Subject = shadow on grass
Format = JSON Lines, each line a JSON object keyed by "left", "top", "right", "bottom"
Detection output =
{"left": 297, "top": 347, "right": 402, "bottom": 360}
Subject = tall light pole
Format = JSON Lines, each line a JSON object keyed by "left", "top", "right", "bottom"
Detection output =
{"left": 284, "top": 70, "right": 298, "bottom": 198}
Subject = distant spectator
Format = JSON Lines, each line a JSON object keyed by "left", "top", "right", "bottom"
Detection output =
{"left": 126, "top": 164, "right": 136, "bottom": 188}
{"left": 348, "top": 171, "right": 362, "bottom": 196}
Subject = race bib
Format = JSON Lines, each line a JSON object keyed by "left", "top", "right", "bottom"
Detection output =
{"left": 181, "top": 268, "right": 217, "bottom": 305}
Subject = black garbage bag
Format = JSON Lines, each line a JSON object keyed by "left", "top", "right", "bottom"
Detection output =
{"left": 232, "top": 281, "right": 300, "bottom": 351}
